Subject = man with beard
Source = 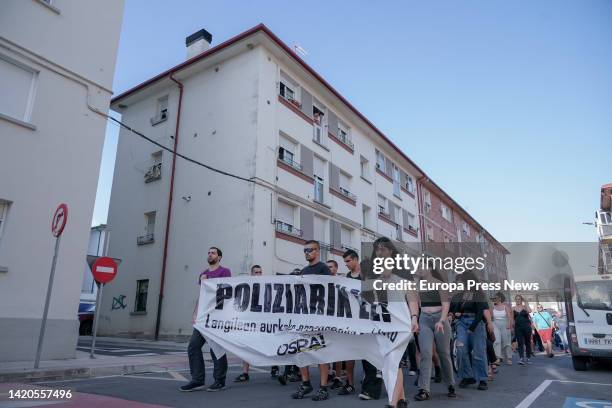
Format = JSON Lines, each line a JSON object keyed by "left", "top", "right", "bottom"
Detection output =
{"left": 180, "top": 247, "right": 231, "bottom": 392}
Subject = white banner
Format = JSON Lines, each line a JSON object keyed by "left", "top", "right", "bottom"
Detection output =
{"left": 194, "top": 275, "right": 413, "bottom": 402}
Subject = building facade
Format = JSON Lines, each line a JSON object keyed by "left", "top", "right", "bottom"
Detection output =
{"left": 100, "top": 25, "right": 507, "bottom": 340}
{"left": 596, "top": 183, "right": 612, "bottom": 275}
{"left": 0, "top": 1, "right": 124, "bottom": 361}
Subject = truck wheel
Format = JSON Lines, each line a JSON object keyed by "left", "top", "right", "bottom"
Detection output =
{"left": 572, "top": 356, "right": 587, "bottom": 371}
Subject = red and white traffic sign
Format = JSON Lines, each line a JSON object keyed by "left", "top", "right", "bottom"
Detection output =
{"left": 51, "top": 203, "right": 68, "bottom": 237}
{"left": 91, "top": 257, "right": 118, "bottom": 284}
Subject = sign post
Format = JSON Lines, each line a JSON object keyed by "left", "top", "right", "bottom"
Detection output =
{"left": 89, "top": 257, "right": 118, "bottom": 358}
{"left": 35, "top": 203, "right": 68, "bottom": 369}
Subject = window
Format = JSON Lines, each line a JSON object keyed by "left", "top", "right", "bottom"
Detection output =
{"left": 339, "top": 171, "right": 352, "bottom": 197}
{"left": 276, "top": 200, "right": 300, "bottom": 236}
{"left": 337, "top": 121, "right": 353, "bottom": 148}
{"left": 134, "top": 279, "right": 149, "bottom": 312}
{"left": 138, "top": 212, "right": 156, "bottom": 245}
{"left": 393, "top": 165, "right": 401, "bottom": 197}
{"left": 145, "top": 151, "right": 162, "bottom": 183}
{"left": 313, "top": 99, "right": 326, "bottom": 125}
{"left": 0, "top": 200, "right": 9, "bottom": 242}
{"left": 378, "top": 194, "right": 388, "bottom": 216}
{"left": 362, "top": 204, "right": 371, "bottom": 229}
{"left": 462, "top": 220, "right": 471, "bottom": 236}
{"left": 404, "top": 210, "right": 416, "bottom": 231}
{"left": 313, "top": 156, "right": 325, "bottom": 203}
{"left": 600, "top": 212, "right": 612, "bottom": 225}
{"left": 405, "top": 174, "right": 415, "bottom": 194}
{"left": 280, "top": 71, "right": 299, "bottom": 103}
{"left": 375, "top": 150, "right": 386, "bottom": 172}
{"left": 0, "top": 56, "right": 37, "bottom": 124}
{"left": 341, "top": 226, "right": 352, "bottom": 248}
{"left": 441, "top": 203, "right": 452, "bottom": 222}
{"left": 278, "top": 134, "right": 299, "bottom": 169}
{"left": 360, "top": 156, "right": 370, "bottom": 180}
{"left": 424, "top": 191, "right": 431, "bottom": 213}
{"left": 151, "top": 95, "right": 168, "bottom": 125}
{"left": 426, "top": 224, "right": 434, "bottom": 242}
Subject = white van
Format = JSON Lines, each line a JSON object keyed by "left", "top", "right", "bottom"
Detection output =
{"left": 564, "top": 274, "right": 612, "bottom": 370}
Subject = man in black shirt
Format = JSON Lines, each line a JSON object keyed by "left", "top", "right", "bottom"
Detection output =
{"left": 292, "top": 240, "right": 331, "bottom": 402}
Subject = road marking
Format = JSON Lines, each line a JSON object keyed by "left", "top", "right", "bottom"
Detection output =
{"left": 122, "top": 375, "right": 182, "bottom": 382}
{"left": 555, "top": 381, "right": 612, "bottom": 387}
{"left": 515, "top": 380, "right": 553, "bottom": 408}
{"left": 168, "top": 371, "right": 188, "bottom": 381}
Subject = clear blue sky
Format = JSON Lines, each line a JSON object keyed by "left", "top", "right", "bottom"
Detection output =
{"left": 92, "top": 0, "right": 612, "bottom": 242}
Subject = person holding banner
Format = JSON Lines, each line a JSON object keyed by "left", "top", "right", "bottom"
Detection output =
{"left": 291, "top": 240, "right": 333, "bottom": 401}
{"left": 180, "top": 247, "right": 230, "bottom": 393}
{"left": 364, "top": 237, "right": 419, "bottom": 408}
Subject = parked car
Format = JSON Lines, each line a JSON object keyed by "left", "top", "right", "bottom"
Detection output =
{"left": 78, "top": 301, "right": 95, "bottom": 335}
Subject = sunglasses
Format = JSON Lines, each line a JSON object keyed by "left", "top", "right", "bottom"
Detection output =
{"left": 303, "top": 248, "right": 317, "bottom": 254}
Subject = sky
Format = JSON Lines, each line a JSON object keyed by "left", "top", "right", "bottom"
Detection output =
{"left": 92, "top": 0, "right": 612, "bottom": 242}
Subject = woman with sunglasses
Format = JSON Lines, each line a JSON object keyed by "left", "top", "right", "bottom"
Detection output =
{"left": 513, "top": 295, "right": 533, "bottom": 365}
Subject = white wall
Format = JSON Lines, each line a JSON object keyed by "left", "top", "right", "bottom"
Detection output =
{"left": 0, "top": 0, "right": 123, "bottom": 361}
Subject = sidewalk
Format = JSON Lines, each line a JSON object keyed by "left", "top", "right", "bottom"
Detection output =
{"left": 0, "top": 336, "right": 240, "bottom": 384}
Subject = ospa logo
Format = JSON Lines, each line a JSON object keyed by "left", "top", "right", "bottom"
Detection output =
{"left": 277, "top": 334, "right": 326, "bottom": 355}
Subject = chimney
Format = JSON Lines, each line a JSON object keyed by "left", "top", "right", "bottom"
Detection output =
{"left": 186, "top": 29, "right": 213, "bottom": 59}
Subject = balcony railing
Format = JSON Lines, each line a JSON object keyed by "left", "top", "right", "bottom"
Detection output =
{"left": 150, "top": 111, "right": 168, "bottom": 126}
{"left": 335, "top": 131, "right": 354, "bottom": 149}
{"left": 599, "top": 224, "right": 612, "bottom": 239}
{"left": 275, "top": 220, "right": 302, "bottom": 237}
{"left": 144, "top": 163, "right": 162, "bottom": 183}
{"left": 341, "top": 244, "right": 358, "bottom": 252}
{"left": 338, "top": 187, "right": 357, "bottom": 201}
{"left": 278, "top": 153, "right": 302, "bottom": 171}
{"left": 137, "top": 233, "right": 155, "bottom": 245}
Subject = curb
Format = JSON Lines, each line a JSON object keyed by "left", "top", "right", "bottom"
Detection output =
{"left": 0, "top": 362, "right": 176, "bottom": 384}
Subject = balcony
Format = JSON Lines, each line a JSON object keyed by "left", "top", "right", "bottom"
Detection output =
{"left": 275, "top": 220, "right": 302, "bottom": 237}
{"left": 341, "top": 244, "right": 358, "bottom": 252}
{"left": 137, "top": 233, "right": 154, "bottom": 245}
{"left": 597, "top": 211, "right": 612, "bottom": 241}
{"left": 329, "top": 129, "right": 354, "bottom": 153}
{"left": 144, "top": 163, "right": 162, "bottom": 183}
{"left": 278, "top": 152, "right": 302, "bottom": 172}
{"left": 150, "top": 110, "right": 168, "bottom": 126}
{"left": 330, "top": 186, "right": 356, "bottom": 206}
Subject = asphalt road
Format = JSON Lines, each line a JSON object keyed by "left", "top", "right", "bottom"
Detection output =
{"left": 23, "top": 352, "right": 612, "bottom": 408}
{"left": 76, "top": 338, "right": 186, "bottom": 357}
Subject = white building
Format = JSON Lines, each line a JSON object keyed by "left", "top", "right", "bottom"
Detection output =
{"left": 0, "top": 1, "right": 124, "bottom": 361}
{"left": 101, "top": 25, "right": 502, "bottom": 340}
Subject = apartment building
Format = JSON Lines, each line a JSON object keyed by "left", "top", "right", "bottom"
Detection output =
{"left": 0, "top": 1, "right": 124, "bottom": 361}
{"left": 100, "top": 25, "right": 506, "bottom": 340}
{"left": 596, "top": 183, "right": 612, "bottom": 275}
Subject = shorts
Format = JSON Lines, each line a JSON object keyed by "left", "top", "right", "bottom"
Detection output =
{"left": 538, "top": 328, "right": 552, "bottom": 342}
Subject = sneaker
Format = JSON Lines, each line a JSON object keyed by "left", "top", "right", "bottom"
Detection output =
{"left": 414, "top": 389, "right": 431, "bottom": 401}
{"left": 458, "top": 378, "right": 476, "bottom": 388}
{"left": 518, "top": 359, "right": 526, "bottom": 365}
{"left": 330, "top": 377, "right": 343, "bottom": 390}
{"left": 311, "top": 388, "right": 329, "bottom": 401}
{"left": 376, "top": 369, "right": 383, "bottom": 379}
{"left": 448, "top": 385, "right": 457, "bottom": 398}
{"left": 271, "top": 366, "right": 279, "bottom": 378}
{"left": 292, "top": 383, "right": 314, "bottom": 399}
{"left": 398, "top": 400, "right": 409, "bottom": 408}
{"left": 358, "top": 391, "right": 373, "bottom": 400}
{"left": 338, "top": 384, "right": 355, "bottom": 395}
{"left": 287, "top": 372, "right": 301, "bottom": 382}
{"left": 234, "top": 373, "right": 249, "bottom": 383}
{"left": 477, "top": 381, "right": 488, "bottom": 390}
{"left": 206, "top": 382, "right": 226, "bottom": 392}
{"left": 179, "top": 381, "right": 205, "bottom": 392}
{"left": 408, "top": 370, "right": 417, "bottom": 376}
{"left": 278, "top": 374, "right": 287, "bottom": 386}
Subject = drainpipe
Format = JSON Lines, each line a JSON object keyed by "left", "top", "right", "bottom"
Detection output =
{"left": 154, "top": 73, "right": 184, "bottom": 340}
{"left": 416, "top": 176, "right": 427, "bottom": 252}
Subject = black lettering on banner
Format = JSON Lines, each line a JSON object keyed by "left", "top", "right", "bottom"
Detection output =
{"left": 309, "top": 284, "right": 325, "bottom": 315}
{"left": 326, "top": 283, "right": 335, "bottom": 316}
{"left": 359, "top": 301, "right": 370, "bottom": 320}
{"left": 294, "top": 284, "right": 308, "bottom": 314}
{"left": 273, "top": 284, "right": 285, "bottom": 313}
{"left": 371, "top": 303, "right": 380, "bottom": 321}
{"left": 264, "top": 283, "right": 272, "bottom": 313}
{"left": 250, "top": 283, "right": 262, "bottom": 312}
{"left": 285, "top": 284, "right": 293, "bottom": 314}
{"left": 216, "top": 284, "right": 232, "bottom": 310}
{"left": 336, "top": 287, "right": 352, "bottom": 318}
{"left": 380, "top": 302, "right": 391, "bottom": 323}
{"left": 235, "top": 283, "right": 250, "bottom": 312}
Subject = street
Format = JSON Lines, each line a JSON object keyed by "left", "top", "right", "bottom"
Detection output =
{"left": 2, "top": 351, "right": 610, "bottom": 408}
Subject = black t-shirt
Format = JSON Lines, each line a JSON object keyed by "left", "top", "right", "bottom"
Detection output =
{"left": 346, "top": 270, "right": 362, "bottom": 280}
{"left": 301, "top": 262, "right": 331, "bottom": 276}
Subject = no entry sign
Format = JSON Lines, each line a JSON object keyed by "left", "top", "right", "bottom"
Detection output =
{"left": 51, "top": 203, "right": 68, "bottom": 237}
{"left": 91, "top": 257, "right": 118, "bottom": 284}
